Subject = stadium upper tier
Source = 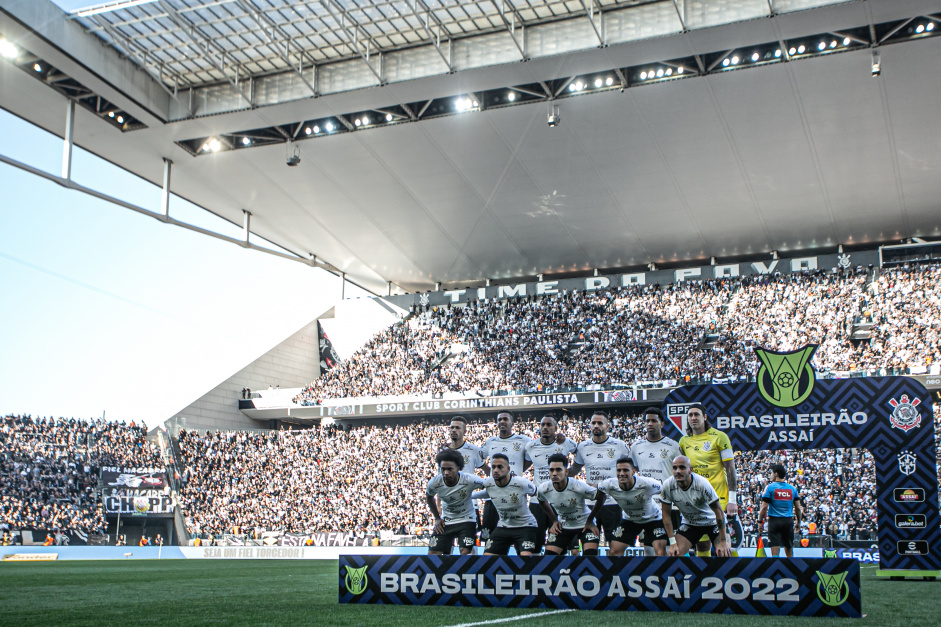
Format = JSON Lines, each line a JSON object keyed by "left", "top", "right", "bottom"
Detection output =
{"left": 293, "top": 265, "right": 941, "bottom": 405}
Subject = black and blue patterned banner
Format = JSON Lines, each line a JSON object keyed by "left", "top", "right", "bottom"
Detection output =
{"left": 339, "top": 555, "right": 860, "bottom": 617}
{"left": 661, "top": 376, "right": 940, "bottom": 571}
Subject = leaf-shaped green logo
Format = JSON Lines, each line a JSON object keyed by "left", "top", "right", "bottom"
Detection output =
{"left": 755, "top": 345, "right": 817, "bottom": 408}
{"left": 344, "top": 565, "right": 368, "bottom": 595}
{"left": 816, "top": 570, "right": 849, "bottom": 606}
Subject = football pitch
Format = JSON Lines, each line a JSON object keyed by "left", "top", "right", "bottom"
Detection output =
{"left": 0, "top": 560, "right": 935, "bottom": 626}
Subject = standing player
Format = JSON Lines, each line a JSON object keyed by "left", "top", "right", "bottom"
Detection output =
{"left": 568, "top": 411, "right": 631, "bottom": 548}
{"left": 474, "top": 454, "right": 554, "bottom": 556}
{"left": 481, "top": 411, "right": 532, "bottom": 536}
{"left": 591, "top": 457, "right": 667, "bottom": 556}
{"left": 757, "top": 463, "right": 804, "bottom": 558}
{"left": 660, "top": 455, "right": 732, "bottom": 557}
{"left": 426, "top": 448, "right": 485, "bottom": 555}
{"left": 446, "top": 415, "right": 489, "bottom": 476}
{"left": 537, "top": 454, "right": 600, "bottom": 555}
{"left": 678, "top": 404, "right": 741, "bottom": 557}
{"left": 631, "top": 407, "right": 681, "bottom": 554}
{"left": 525, "top": 414, "right": 577, "bottom": 553}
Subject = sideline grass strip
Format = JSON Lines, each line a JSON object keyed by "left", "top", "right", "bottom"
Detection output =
{"left": 0, "top": 561, "right": 934, "bottom": 626}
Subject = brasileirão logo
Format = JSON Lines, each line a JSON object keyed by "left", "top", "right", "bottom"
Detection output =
{"left": 344, "top": 564, "right": 369, "bottom": 595}
{"left": 816, "top": 570, "right": 850, "bottom": 606}
{"left": 755, "top": 345, "right": 818, "bottom": 408}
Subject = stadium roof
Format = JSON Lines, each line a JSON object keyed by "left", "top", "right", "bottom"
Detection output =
{"left": 1, "top": 0, "right": 940, "bottom": 295}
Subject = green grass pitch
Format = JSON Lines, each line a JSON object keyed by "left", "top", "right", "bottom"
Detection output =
{"left": 0, "top": 561, "right": 935, "bottom": 626}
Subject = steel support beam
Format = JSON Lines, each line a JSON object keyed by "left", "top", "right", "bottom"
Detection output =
{"left": 61, "top": 100, "right": 75, "bottom": 181}
{"left": 490, "top": 0, "right": 527, "bottom": 60}
{"left": 319, "top": 0, "right": 384, "bottom": 84}
{"left": 160, "top": 158, "right": 172, "bottom": 219}
{"left": 90, "top": 14, "right": 193, "bottom": 115}
{"left": 579, "top": 0, "right": 604, "bottom": 46}
{"left": 0, "top": 151, "right": 370, "bottom": 290}
{"left": 234, "top": 0, "right": 318, "bottom": 95}
{"left": 340, "top": 272, "right": 346, "bottom": 300}
{"left": 403, "top": 0, "right": 453, "bottom": 71}
{"left": 242, "top": 209, "right": 252, "bottom": 246}
{"left": 672, "top": 0, "right": 687, "bottom": 30}
{"left": 156, "top": 0, "right": 256, "bottom": 106}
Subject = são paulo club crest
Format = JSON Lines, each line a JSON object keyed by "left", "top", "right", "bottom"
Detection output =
{"left": 888, "top": 395, "right": 922, "bottom": 432}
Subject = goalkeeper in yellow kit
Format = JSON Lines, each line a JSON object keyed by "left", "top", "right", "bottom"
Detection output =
{"left": 678, "top": 403, "right": 741, "bottom": 556}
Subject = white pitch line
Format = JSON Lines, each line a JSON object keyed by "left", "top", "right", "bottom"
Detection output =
{"left": 440, "top": 609, "right": 576, "bottom": 627}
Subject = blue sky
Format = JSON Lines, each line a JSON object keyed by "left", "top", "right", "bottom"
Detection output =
{"left": 0, "top": 102, "right": 366, "bottom": 425}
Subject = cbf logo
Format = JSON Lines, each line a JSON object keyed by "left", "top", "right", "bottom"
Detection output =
{"left": 897, "top": 451, "right": 917, "bottom": 476}
{"left": 888, "top": 395, "right": 922, "bottom": 432}
{"left": 755, "top": 345, "right": 817, "bottom": 408}
{"left": 816, "top": 570, "right": 849, "bottom": 607}
{"left": 344, "top": 565, "right": 368, "bottom": 595}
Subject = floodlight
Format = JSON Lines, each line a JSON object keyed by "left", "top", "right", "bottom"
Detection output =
{"left": 0, "top": 38, "right": 19, "bottom": 59}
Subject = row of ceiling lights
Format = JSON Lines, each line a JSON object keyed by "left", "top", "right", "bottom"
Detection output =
{"left": 184, "top": 14, "right": 939, "bottom": 156}
{"left": 1, "top": 36, "right": 142, "bottom": 131}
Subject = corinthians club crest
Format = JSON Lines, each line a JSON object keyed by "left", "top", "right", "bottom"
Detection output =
{"left": 755, "top": 345, "right": 818, "bottom": 408}
{"left": 888, "top": 395, "right": 922, "bottom": 432}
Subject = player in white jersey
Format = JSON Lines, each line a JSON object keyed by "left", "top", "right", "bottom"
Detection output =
{"left": 568, "top": 411, "right": 631, "bottom": 546}
{"left": 481, "top": 411, "right": 532, "bottom": 535}
{"left": 630, "top": 407, "right": 682, "bottom": 551}
{"left": 659, "top": 455, "right": 731, "bottom": 557}
{"left": 446, "top": 415, "right": 489, "bottom": 475}
{"left": 426, "top": 448, "right": 486, "bottom": 555}
{"left": 537, "top": 453, "right": 600, "bottom": 555}
{"left": 525, "top": 414, "right": 577, "bottom": 553}
{"left": 473, "top": 454, "right": 554, "bottom": 556}
{"left": 591, "top": 457, "right": 668, "bottom": 556}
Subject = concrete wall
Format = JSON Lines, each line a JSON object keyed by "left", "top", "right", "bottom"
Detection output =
{"left": 168, "top": 319, "right": 321, "bottom": 432}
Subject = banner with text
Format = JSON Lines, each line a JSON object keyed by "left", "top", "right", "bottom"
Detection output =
{"left": 292, "top": 389, "right": 660, "bottom": 419}
{"left": 100, "top": 466, "right": 173, "bottom": 516}
{"left": 339, "top": 555, "right": 860, "bottom": 617}
{"left": 382, "top": 250, "right": 880, "bottom": 309}
{"left": 662, "top": 372, "right": 940, "bottom": 572}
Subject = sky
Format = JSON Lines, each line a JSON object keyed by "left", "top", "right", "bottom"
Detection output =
{"left": 0, "top": 103, "right": 369, "bottom": 425}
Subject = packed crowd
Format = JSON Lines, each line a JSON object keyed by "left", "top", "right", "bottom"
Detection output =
{"left": 294, "top": 265, "right": 941, "bottom": 404}
{"left": 0, "top": 415, "right": 159, "bottom": 535}
{"left": 176, "top": 408, "right": 941, "bottom": 540}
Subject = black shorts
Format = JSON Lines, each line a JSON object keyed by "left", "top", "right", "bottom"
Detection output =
{"left": 612, "top": 519, "right": 667, "bottom": 547}
{"left": 767, "top": 517, "right": 794, "bottom": 548}
{"left": 529, "top": 502, "right": 551, "bottom": 552}
{"left": 484, "top": 526, "right": 538, "bottom": 555}
{"left": 429, "top": 522, "right": 477, "bottom": 553}
{"left": 595, "top": 504, "right": 623, "bottom": 545}
{"left": 676, "top": 522, "right": 720, "bottom": 545}
{"left": 669, "top": 509, "right": 682, "bottom": 533}
{"left": 482, "top": 501, "right": 499, "bottom": 534}
{"left": 546, "top": 526, "right": 600, "bottom": 552}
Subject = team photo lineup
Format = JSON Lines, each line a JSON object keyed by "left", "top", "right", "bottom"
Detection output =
{"left": 425, "top": 407, "right": 793, "bottom": 559}
{"left": 4, "top": 0, "right": 941, "bottom": 623}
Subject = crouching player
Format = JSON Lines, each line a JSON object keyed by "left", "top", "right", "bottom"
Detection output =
{"left": 426, "top": 448, "right": 485, "bottom": 555}
{"left": 591, "top": 457, "right": 668, "bottom": 556}
{"left": 537, "top": 453, "right": 601, "bottom": 555}
{"left": 660, "top": 456, "right": 732, "bottom": 557}
{"left": 473, "top": 454, "right": 556, "bottom": 556}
